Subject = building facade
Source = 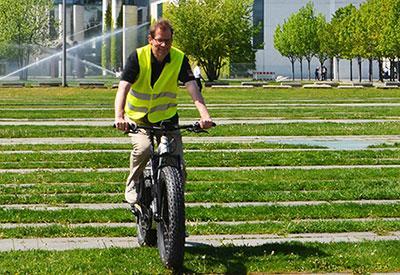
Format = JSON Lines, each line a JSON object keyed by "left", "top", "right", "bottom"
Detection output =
{"left": 253, "top": 0, "right": 379, "bottom": 80}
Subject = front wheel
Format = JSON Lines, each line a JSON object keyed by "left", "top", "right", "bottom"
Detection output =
{"left": 157, "top": 166, "right": 185, "bottom": 269}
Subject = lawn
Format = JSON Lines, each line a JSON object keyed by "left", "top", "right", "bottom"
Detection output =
{"left": 0, "top": 87, "right": 399, "bottom": 273}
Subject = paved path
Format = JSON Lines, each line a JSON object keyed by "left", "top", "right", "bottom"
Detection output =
{"left": 2, "top": 200, "right": 399, "bottom": 210}
{"left": 2, "top": 147, "right": 400, "bottom": 154}
{"left": 1, "top": 135, "right": 400, "bottom": 146}
{"left": 2, "top": 218, "right": 400, "bottom": 229}
{"left": 5, "top": 102, "right": 400, "bottom": 110}
{"left": 1, "top": 232, "right": 400, "bottom": 251}
{"left": 1, "top": 118, "right": 400, "bottom": 126}
{"left": 1, "top": 164, "right": 400, "bottom": 174}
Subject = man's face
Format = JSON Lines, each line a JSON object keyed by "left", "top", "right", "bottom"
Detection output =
{"left": 149, "top": 27, "right": 172, "bottom": 61}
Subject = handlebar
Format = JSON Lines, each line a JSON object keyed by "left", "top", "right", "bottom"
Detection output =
{"left": 114, "top": 121, "right": 216, "bottom": 134}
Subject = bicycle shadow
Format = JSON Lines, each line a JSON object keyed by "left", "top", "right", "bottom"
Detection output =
{"left": 182, "top": 242, "right": 326, "bottom": 274}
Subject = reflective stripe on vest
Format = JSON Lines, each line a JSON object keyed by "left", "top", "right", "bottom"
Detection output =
{"left": 125, "top": 45, "right": 184, "bottom": 123}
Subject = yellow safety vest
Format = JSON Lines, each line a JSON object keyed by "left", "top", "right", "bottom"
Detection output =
{"left": 125, "top": 44, "right": 184, "bottom": 123}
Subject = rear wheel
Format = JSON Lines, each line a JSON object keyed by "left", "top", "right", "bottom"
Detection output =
{"left": 136, "top": 168, "right": 157, "bottom": 247}
{"left": 157, "top": 166, "right": 185, "bottom": 269}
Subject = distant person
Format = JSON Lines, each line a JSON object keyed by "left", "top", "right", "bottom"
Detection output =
{"left": 321, "top": 65, "right": 327, "bottom": 81}
{"left": 315, "top": 67, "right": 320, "bottom": 81}
{"left": 383, "top": 66, "right": 389, "bottom": 79}
{"left": 193, "top": 64, "right": 204, "bottom": 93}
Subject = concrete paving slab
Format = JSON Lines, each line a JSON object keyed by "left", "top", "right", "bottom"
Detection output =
{"left": 2, "top": 118, "right": 400, "bottom": 126}
{"left": 1, "top": 232, "right": 399, "bottom": 251}
{"left": 2, "top": 218, "right": 400, "bottom": 229}
{"left": 2, "top": 199, "right": 399, "bottom": 210}
{"left": 1, "top": 164, "right": 400, "bottom": 174}
{"left": 1, "top": 135, "right": 400, "bottom": 146}
{"left": 3, "top": 147, "right": 400, "bottom": 155}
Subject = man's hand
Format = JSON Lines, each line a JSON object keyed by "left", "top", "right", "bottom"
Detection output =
{"left": 199, "top": 117, "right": 214, "bottom": 129}
{"left": 115, "top": 118, "right": 130, "bottom": 132}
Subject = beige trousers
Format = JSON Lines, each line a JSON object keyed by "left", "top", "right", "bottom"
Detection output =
{"left": 126, "top": 127, "right": 185, "bottom": 187}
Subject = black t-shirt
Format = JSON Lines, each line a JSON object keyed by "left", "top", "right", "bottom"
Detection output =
{"left": 121, "top": 50, "right": 195, "bottom": 87}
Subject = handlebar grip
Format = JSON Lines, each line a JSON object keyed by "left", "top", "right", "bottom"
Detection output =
{"left": 113, "top": 122, "right": 137, "bottom": 132}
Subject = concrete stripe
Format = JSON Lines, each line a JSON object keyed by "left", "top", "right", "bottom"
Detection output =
{"left": 5, "top": 102, "right": 400, "bottom": 111}
{"left": 1, "top": 165, "right": 400, "bottom": 174}
{"left": 2, "top": 147, "right": 400, "bottom": 155}
{"left": 1, "top": 232, "right": 400, "bottom": 251}
{"left": 1, "top": 135, "right": 400, "bottom": 145}
{"left": 2, "top": 200, "right": 399, "bottom": 210}
{"left": 2, "top": 119, "right": 400, "bottom": 126}
{"left": 2, "top": 218, "right": 400, "bottom": 229}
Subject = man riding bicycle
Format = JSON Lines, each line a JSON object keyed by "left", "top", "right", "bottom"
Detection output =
{"left": 114, "top": 19, "right": 213, "bottom": 204}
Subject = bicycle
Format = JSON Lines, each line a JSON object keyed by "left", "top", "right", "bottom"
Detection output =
{"left": 116, "top": 121, "right": 215, "bottom": 269}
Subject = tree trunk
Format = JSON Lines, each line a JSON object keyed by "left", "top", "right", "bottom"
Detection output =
{"left": 307, "top": 59, "right": 311, "bottom": 80}
{"left": 358, "top": 57, "right": 362, "bottom": 83}
{"left": 349, "top": 59, "right": 353, "bottom": 82}
{"left": 378, "top": 59, "right": 383, "bottom": 82}
{"left": 299, "top": 59, "right": 303, "bottom": 81}
{"left": 390, "top": 59, "right": 395, "bottom": 81}
{"left": 330, "top": 58, "right": 334, "bottom": 81}
{"left": 369, "top": 59, "right": 373, "bottom": 82}
{"left": 336, "top": 58, "right": 340, "bottom": 81}
{"left": 291, "top": 60, "right": 295, "bottom": 81}
{"left": 398, "top": 57, "right": 400, "bottom": 82}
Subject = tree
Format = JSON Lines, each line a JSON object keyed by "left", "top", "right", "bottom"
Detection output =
{"left": 164, "top": 0, "right": 257, "bottom": 81}
{"left": 274, "top": 23, "right": 297, "bottom": 80}
{"left": 0, "top": 0, "right": 56, "bottom": 80}
{"left": 315, "top": 15, "right": 329, "bottom": 71}
{"left": 331, "top": 4, "right": 357, "bottom": 81}
{"left": 295, "top": 2, "right": 319, "bottom": 80}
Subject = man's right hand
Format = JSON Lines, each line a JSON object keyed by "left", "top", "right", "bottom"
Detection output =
{"left": 115, "top": 118, "right": 130, "bottom": 132}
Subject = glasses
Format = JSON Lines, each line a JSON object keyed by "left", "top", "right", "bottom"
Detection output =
{"left": 153, "top": 37, "right": 172, "bottom": 46}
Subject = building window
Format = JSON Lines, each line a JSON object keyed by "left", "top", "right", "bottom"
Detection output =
{"left": 253, "top": 0, "right": 264, "bottom": 49}
{"left": 138, "top": 9, "right": 143, "bottom": 25}
{"left": 157, "top": 3, "right": 163, "bottom": 19}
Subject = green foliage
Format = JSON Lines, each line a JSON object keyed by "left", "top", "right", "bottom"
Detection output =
{"left": 274, "top": 0, "right": 400, "bottom": 80}
{"left": 0, "top": 0, "right": 56, "bottom": 80}
{"left": 164, "top": 0, "right": 257, "bottom": 81}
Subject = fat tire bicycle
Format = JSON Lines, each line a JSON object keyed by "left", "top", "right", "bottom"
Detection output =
{"left": 117, "top": 121, "right": 214, "bottom": 270}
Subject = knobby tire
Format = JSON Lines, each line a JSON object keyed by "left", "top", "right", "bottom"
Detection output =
{"left": 157, "top": 166, "right": 185, "bottom": 270}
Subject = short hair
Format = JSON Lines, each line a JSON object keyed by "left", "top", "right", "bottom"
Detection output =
{"left": 149, "top": 19, "right": 174, "bottom": 38}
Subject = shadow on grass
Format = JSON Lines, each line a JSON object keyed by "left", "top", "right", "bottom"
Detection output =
{"left": 183, "top": 242, "right": 325, "bottom": 274}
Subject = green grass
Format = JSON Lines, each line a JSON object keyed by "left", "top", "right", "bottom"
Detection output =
{"left": 0, "top": 142, "right": 324, "bottom": 151}
{"left": 1, "top": 220, "right": 400, "bottom": 239}
{"left": 2, "top": 106, "right": 400, "bottom": 119}
{"left": 3, "top": 87, "right": 400, "bottom": 105}
{"left": 1, "top": 204, "right": 399, "bottom": 223}
{"left": 2, "top": 149, "right": 400, "bottom": 169}
{"left": 3, "top": 122, "right": 400, "bottom": 138}
{"left": 0, "top": 168, "right": 398, "bottom": 185}
{"left": 0, "top": 241, "right": 399, "bottom": 273}
{"left": 0, "top": 187, "right": 399, "bottom": 204}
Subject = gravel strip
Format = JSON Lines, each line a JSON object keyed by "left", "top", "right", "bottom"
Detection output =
{"left": 1, "top": 232, "right": 399, "bottom": 251}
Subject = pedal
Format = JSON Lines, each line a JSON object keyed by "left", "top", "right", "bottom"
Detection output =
{"left": 130, "top": 203, "right": 143, "bottom": 217}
